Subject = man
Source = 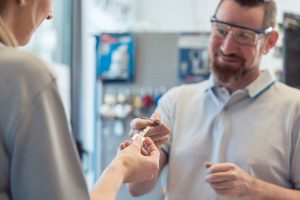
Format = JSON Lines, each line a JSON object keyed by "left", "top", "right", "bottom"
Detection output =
{"left": 128, "top": 0, "right": 300, "bottom": 199}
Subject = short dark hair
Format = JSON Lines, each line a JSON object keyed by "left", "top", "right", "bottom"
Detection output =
{"left": 213, "top": 0, "right": 277, "bottom": 28}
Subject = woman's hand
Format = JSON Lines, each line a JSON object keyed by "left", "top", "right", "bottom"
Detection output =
{"left": 116, "top": 136, "right": 160, "bottom": 183}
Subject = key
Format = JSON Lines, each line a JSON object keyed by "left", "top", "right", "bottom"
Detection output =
{"left": 132, "top": 126, "right": 151, "bottom": 140}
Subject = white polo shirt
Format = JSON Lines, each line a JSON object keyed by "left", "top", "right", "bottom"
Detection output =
{"left": 157, "top": 70, "right": 300, "bottom": 200}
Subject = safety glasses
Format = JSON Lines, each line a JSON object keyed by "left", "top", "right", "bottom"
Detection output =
{"left": 210, "top": 16, "right": 273, "bottom": 46}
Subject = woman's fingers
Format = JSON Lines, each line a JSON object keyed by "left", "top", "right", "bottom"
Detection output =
{"left": 120, "top": 140, "right": 131, "bottom": 150}
{"left": 144, "top": 137, "right": 160, "bottom": 158}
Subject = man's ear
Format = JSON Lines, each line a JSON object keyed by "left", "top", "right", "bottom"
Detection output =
{"left": 264, "top": 31, "right": 279, "bottom": 54}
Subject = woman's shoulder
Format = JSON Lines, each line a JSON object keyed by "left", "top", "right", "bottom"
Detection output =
{"left": 0, "top": 47, "right": 54, "bottom": 86}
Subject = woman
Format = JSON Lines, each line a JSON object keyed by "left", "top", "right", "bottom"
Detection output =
{"left": 0, "top": 0, "right": 160, "bottom": 200}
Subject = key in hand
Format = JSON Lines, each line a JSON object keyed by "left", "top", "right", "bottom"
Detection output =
{"left": 132, "top": 126, "right": 151, "bottom": 140}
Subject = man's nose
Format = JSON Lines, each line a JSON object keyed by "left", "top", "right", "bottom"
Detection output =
{"left": 220, "top": 32, "right": 238, "bottom": 55}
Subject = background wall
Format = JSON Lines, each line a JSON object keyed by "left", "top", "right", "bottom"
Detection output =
{"left": 134, "top": 0, "right": 299, "bottom": 32}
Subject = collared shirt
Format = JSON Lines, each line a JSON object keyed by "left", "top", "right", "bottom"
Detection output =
{"left": 157, "top": 70, "right": 300, "bottom": 200}
{"left": 209, "top": 70, "right": 275, "bottom": 105}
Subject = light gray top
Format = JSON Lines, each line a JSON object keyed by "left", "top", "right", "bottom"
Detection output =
{"left": 0, "top": 45, "right": 90, "bottom": 200}
{"left": 157, "top": 70, "right": 300, "bottom": 200}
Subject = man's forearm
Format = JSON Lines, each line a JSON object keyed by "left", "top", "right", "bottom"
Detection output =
{"left": 251, "top": 178, "right": 300, "bottom": 200}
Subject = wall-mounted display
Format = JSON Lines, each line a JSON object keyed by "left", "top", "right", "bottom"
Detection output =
{"left": 96, "top": 33, "right": 135, "bottom": 82}
{"left": 178, "top": 33, "right": 210, "bottom": 83}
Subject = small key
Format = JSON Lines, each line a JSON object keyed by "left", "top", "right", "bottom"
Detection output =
{"left": 132, "top": 126, "right": 151, "bottom": 140}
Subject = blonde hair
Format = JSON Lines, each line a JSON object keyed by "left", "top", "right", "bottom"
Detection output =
{"left": 0, "top": 0, "right": 18, "bottom": 47}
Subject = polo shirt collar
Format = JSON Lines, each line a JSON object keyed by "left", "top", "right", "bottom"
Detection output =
{"left": 206, "top": 75, "right": 215, "bottom": 91}
{"left": 246, "top": 70, "right": 275, "bottom": 98}
{"left": 205, "top": 70, "right": 275, "bottom": 98}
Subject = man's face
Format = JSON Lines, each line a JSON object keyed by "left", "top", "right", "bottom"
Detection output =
{"left": 209, "top": 0, "right": 267, "bottom": 85}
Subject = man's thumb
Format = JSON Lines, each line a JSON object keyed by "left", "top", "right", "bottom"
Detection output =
{"left": 151, "top": 112, "right": 161, "bottom": 121}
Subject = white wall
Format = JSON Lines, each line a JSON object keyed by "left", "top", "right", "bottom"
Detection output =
{"left": 134, "top": 0, "right": 300, "bottom": 32}
{"left": 134, "top": 0, "right": 218, "bottom": 31}
{"left": 277, "top": 0, "right": 300, "bottom": 22}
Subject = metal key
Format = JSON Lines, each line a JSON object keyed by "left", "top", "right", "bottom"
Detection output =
{"left": 132, "top": 126, "right": 151, "bottom": 140}
{"left": 137, "top": 126, "right": 151, "bottom": 137}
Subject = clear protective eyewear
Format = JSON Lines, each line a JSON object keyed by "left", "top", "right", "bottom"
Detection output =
{"left": 210, "top": 16, "right": 273, "bottom": 46}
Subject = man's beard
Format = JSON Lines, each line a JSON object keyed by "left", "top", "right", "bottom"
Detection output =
{"left": 211, "top": 50, "right": 247, "bottom": 84}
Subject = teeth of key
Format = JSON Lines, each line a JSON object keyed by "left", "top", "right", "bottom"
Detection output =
{"left": 138, "top": 126, "right": 151, "bottom": 137}
{"left": 132, "top": 126, "right": 151, "bottom": 140}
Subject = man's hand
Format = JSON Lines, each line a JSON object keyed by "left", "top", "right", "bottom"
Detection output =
{"left": 205, "top": 162, "right": 256, "bottom": 199}
{"left": 129, "top": 112, "right": 170, "bottom": 148}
